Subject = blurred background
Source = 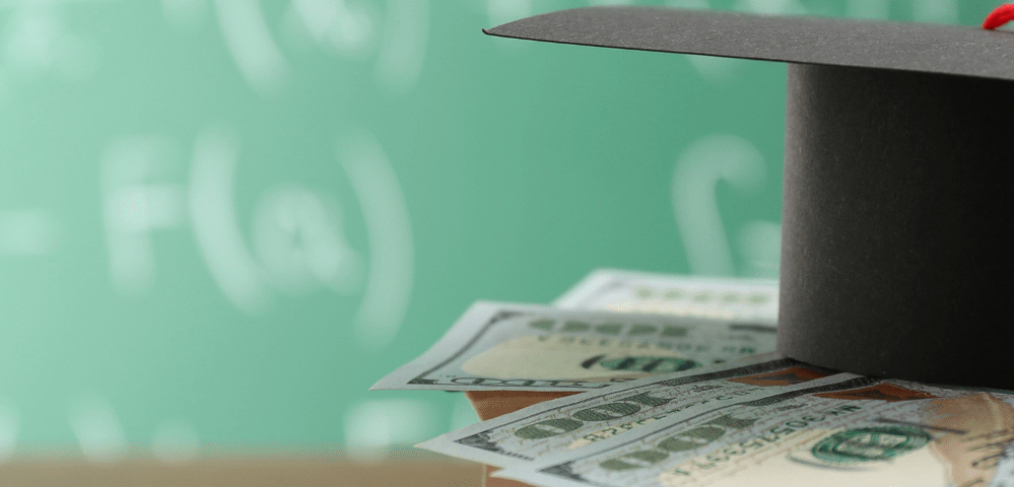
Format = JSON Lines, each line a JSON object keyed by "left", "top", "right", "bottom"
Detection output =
{"left": 0, "top": 0, "right": 1001, "bottom": 477}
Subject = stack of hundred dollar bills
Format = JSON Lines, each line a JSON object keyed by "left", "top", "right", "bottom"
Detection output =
{"left": 373, "top": 269, "right": 1014, "bottom": 486}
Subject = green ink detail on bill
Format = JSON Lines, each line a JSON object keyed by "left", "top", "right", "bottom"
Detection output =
{"left": 596, "top": 357, "right": 699, "bottom": 374}
{"left": 529, "top": 319, "right": 554, "bottom": 331}
{"left": 664, "top": 289, "right": 684, "bottom": 300}
{"left": 563, "top": 321, "right": 590, "bottom": 332}
{"left": 707, "top": 415, "right": 757, "bottom": 430}
{"left": 595, "top": 323, "right": 622, "bottom": 335}
{"left": 629, "top": 324, "right": 658, "bottom": 336}
{"left": 661, "top": 326, "right": 688, "bottom": 338}
{"left": 515, "top": 418, "right": 584, "bottom": 440}
{"left": 624, "top": 392, "right": 672, "bottom": 408}
{"left": 692, "top": 292, "right": 713, "bottom": 303}
{"left": 573, "top": 402, "right": 642, "bottom": 422}
{"left": 748, "top": 293, "right": 770, "bottom": 304}
{"left": 600, "top": 450, "right": 669, "bottom": 471}
{"left": 658, "top": 425, "right": 726, "bottom": 452}
{"left": 811, "top": 426, "right": 931, "bottom": 464}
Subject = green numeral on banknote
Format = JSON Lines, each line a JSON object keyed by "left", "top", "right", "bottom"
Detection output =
{"left": 573, "top": 403, "right": 641, "bottom": 422}
{"left": 599, "top": 414, "right": 756, "bottom": 470}
{"left": 589, "top": 356, "right": 699, "bottom": 374}
{"left": 529, "top": 319, "right": 554, "bottom": 331}
{"left": 514, "top": 419, "right": 584, "bottom": 440}
{"left": 600, "top": 450, "right": 670, "bottom": 471}
{"left": 515, "top": 392, "right": 672, "bottom": 440}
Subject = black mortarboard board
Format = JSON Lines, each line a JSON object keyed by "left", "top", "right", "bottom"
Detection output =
{"left": 486, "top": 7, "right": 1014, "bottom": 390}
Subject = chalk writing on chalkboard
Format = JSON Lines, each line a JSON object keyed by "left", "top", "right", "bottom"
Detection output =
{"left": 99, "top": 127, "right": 412, "bottom": 346}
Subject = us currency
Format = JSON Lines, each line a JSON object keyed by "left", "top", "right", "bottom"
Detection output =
{"left": 555, "top": 269, "right": 778, "bottom": 325}
{"left": 371, "top": 302, "right": 777, "bottom": 392}
{"left": 498, "top": 375, "right": 1014, "bottom": 487}
{"left": 417, "top": 353, "right": 843, "bottom": 467}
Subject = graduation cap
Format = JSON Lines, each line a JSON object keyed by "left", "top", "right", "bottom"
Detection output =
{"left": 486, "top": 7, "right": 1014, "bottom": 390}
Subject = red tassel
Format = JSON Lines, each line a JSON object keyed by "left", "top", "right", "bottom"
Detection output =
{"left": 983, "top": 4, "right": 1014, "bottom": 29}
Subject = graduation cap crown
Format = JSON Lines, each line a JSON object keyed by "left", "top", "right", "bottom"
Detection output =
{"left": 487, "top": 7, "right": 1014, "bottom": 389}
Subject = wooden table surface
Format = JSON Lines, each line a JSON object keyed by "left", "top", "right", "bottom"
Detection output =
{"left": 0, "top": 455, "right": 482, "bottom": 486}
{"left": 0, "top": 391, "right": 569, "bottom": 487}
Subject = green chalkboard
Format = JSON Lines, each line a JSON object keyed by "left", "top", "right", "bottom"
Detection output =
{"left": 0, "top": 0, "right": 997, "bottom": 459}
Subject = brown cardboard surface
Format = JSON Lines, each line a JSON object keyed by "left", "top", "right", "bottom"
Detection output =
{"left": 0, "top": 455, "right": 480, "bottom": 487}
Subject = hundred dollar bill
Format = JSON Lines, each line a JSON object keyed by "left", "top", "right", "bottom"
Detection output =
{"left": 555, "top": 269, "right": 778, "bottom": 325}
{"left": 417, "top": 353, "right": 842, "bottom": 467}
{"left": 371, "top": 302, "right": 777, "bottom": 392}
{"left": 499, "top": 376, "right": 1014, "bottom": 487}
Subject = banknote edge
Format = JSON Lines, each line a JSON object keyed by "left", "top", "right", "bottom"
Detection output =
{"left": 371, "top": 301, "right": 776, "bottom": 391}
{"left": 493, "top": 372, "right": 872, "bottom": 481}
{"left": 412, "top": 353, "right": 789, "bottom": 466}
